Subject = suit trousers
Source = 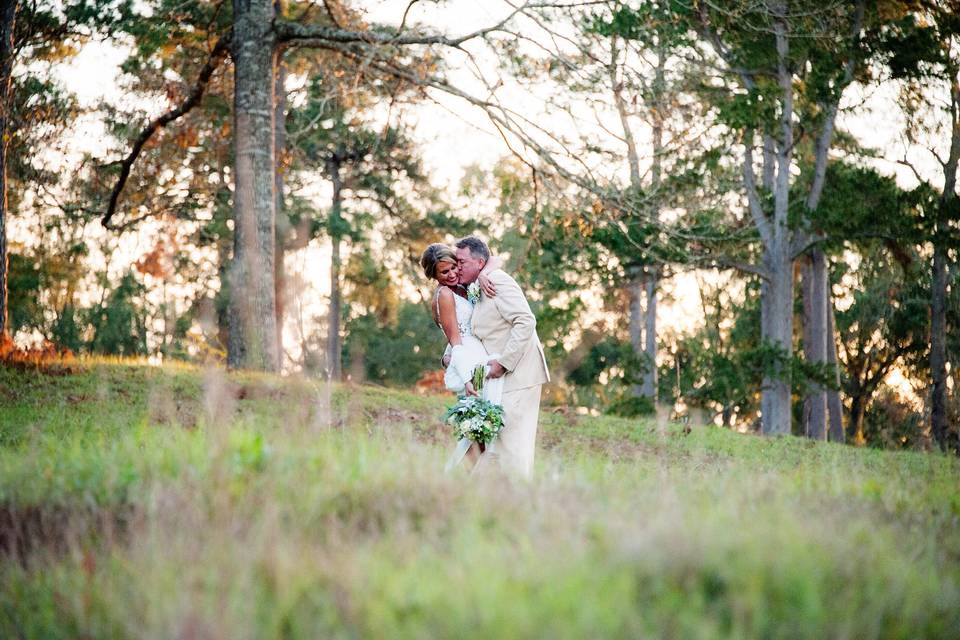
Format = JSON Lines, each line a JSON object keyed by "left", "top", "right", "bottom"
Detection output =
{"left": 493, "top": 384, "right": 542, "bottom": 479}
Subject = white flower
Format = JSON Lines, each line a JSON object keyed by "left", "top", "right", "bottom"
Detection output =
{"left": 467, "top": 282, "right": 481, "bottom": 304}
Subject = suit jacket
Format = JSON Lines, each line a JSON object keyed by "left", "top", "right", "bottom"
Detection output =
{"left": 471, "top": 269, "right": 550, "bottom": 392}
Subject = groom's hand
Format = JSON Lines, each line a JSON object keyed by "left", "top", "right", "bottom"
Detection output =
{"left": 486, "top": 360, "right": 506, "bottom": 379}
{"left": 478, "top": 274, "right": 498, "bottom": 298}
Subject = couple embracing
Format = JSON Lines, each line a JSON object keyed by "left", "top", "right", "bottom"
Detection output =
{"left": 420, "top": 237, "right": 550, "bottom": 478}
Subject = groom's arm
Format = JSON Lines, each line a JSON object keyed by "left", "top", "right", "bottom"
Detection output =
{"left": 488, "top": 270, "right": 536, "bottom": 373}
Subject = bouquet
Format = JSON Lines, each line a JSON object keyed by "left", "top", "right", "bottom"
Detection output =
{"left": 442, "top": 365, "right": 505, "bottom": 445}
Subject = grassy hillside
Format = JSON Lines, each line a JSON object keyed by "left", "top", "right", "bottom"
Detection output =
{"left": 1, "top": 361, "right": 959, "bottom": 638}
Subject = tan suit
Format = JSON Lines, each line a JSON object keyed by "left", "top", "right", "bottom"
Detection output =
{"left": 471, "top": 269, "right": 549, "bottom": 477}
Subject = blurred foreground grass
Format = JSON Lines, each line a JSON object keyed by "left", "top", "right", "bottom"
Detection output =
{"left": 1, "top": 361, "right": 958, "bottom": 639}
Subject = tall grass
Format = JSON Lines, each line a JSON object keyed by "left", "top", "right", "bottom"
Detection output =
{"left": 1, "top": 362, "right": 958, "bottom": 638}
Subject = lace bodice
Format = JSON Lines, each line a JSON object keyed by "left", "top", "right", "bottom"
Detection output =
{"left": 454, "top": 293, "right": 474, "bottom": 337}
{"left": 435, "top": 288, "right": 474, "bottom": 338}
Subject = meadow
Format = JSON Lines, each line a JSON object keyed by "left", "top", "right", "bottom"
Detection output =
{"left": 1, "top": 361, "right": 958, "bottom": 639}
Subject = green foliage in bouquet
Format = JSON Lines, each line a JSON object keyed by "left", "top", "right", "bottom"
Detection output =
{"left": 442, "top": 396, "right": 505, "bottom": 445}
{"left": 471, "top": 364, "right": 485, "bottom": 393}
{"left": 443, "top": 366, "right": 504, "bottom": 445}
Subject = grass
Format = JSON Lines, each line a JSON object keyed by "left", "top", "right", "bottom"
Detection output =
{"left": 0, "top": 360, "right": 958, "bottom": 638}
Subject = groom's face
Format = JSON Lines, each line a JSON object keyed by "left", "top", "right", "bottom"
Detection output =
{"left": 455, "top": 247, "right": 485, "bottom": 285}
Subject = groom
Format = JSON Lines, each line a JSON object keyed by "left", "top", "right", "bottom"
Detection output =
{"left": 454, "top": 236, "right": 550, "bottom": 478}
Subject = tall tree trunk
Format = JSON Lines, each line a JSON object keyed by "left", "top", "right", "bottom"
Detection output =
{"left": 628, "top": 270, "right": 643, "bottom": 398}
{"left": 849, "top": 392, "right": 866, "bottom": 445}
{"left": 0, "top": 0, "right": 17, "bottom": 337}
{"left": 931, "top": 235, "right": 949, "bottom": 450}
{"left": 216, "top": 225, "right": 231, "bottom": 352}
{"left": 801, "top": 257, "right": 815, "bottom": 428}
{"left": 228, "top": 0, "right": 280, "bottom": 371}
{"left": 932, "top": 74, "right": 959, "bottom": 451}
{"left": 760, "top": 10, "right": 796, "bottom": 436}
{"left": 826, "top": 300, "right": 845, "bottom": 442}
{"left": 642, "top": 268, "right": 658, "bottom": 399}
{"left": 326, "top": 154, "right": 343, "bottom": 381}
{"left": 761, "top": 134, "right": 776, "bottom": 192}
{"left": 609, "top": 36, "right": 647, "bottom": 400}
{"left": 799, "top": 0, "right": 863, "bottom": 440}
{"left": 641, "top": 47, "right": 665, "bottom": 402}
{"left": 274, "top": 59, "right": 287, "bottom": 366}
{"left": 761, "top": 248, "right": 794, "bottom": 436}
{"left": 610, "top": 34, "right": 660, "bottom": 404}
{"left": 802, "top": 250, "right": 827, "bottom": 439}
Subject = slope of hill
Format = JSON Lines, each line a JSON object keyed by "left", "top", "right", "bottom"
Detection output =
{"left": 1, "top": 362, "right": 958, "bottom": 638}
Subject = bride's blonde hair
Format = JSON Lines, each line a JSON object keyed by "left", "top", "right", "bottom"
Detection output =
{"left": 420, "top": 243, "right": 457, "bottom": 280}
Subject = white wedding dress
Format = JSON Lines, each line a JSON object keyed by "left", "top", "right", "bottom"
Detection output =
{"left": 437, "top": 291, "right": 504, "bottom": 471}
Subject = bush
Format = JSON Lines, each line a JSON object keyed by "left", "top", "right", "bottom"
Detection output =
{"left": 606, "top": 394, "right": 655, "bottom": 417}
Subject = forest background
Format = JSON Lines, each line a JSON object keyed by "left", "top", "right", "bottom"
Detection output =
{"left": 2, "top": 0, "right": 959, "bottom": 451}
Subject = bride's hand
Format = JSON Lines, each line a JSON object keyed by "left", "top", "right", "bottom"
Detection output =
{"left": 477, "top": 274, "right": 497, "bottom": 298}
{"left": 464, "top": 381, "right": 479, "bottom": 397}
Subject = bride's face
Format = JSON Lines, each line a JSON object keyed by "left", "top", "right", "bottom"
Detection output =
{"left": 436, "top": 260, "right": 459, "bottom": 287}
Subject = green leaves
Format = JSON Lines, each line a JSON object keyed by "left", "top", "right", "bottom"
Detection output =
{"left": 713, "top": 86, "right": 779, "bottom": 131}
{"left": 871, "top": 14, "right": 951, "bottom": 80}
{"left": 442, "top": 395, "right": 505, "bottom": 445}
{"left": 87, "top": 272, "right": 150, "bottom": 356}
{"left": 586, "top": 0, "right": 692, "bottom": 50}
{"left": 810, "top": 161, "right": 922, "bottom": 246}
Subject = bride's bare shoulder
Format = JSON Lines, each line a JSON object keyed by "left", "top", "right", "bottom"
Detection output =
{"left": 434, "top": 287, "right": 456, "bottom": 316}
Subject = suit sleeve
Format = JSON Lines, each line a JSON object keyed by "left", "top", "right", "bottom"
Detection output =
{"left": 489, "top": 270, "right": 536, "bottom": 372}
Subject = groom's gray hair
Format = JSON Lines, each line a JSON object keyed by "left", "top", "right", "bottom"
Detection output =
{"left": 455, "top": 236, "right": 490, "bottom": 261}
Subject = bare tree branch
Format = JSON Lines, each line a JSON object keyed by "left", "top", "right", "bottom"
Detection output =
{"left": 275, "top": 4, "right": 526, "bottom": 48}
{"left": 322, "top": 0, "right": 343, "bottom": 28}
{"left": 609, "top": 35, "right": 642, "bottom": 191}
{"left": 398, "top": 0, "right": 419, "bottom": 33}
{"left": 896, "top": 156, "right": 927, "bottom": 185}
{"left": 692, "top": 255, "right": 770, "bottom": 280}
{"left": 805, "top": 0, "right": 865, "bottom": 212}
{"left": 101, "top": 33, "right": 232, "bottom": 229}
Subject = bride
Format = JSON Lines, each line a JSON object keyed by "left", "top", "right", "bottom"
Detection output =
{"left": 419, "top": 243, "right": 504, "bottom": 470}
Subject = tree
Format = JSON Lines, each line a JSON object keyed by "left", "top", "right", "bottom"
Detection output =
{"left": 87, "top": 272, "right": 150, "bottom": 356}
{"left": 792, "top": 0, "right": 869, "bottom": 442}
{"left": 580, "top": 1, "right": 702, "bottom": 406}
{"left": 834, "top": 247, "right": 927, "bottom": 443}
{"left": 0, "top": 0, "right": 16, "bottom": 336}
{"left": 342, "top": 300, "right": 445, "bottom": 385}
{"left": 873, "top": 3, "right": 960, "bottom": 451}
{"left": 588, "top": 2, "right": 691, "bottom": 404}
{"left": 282, "top": 53, "right": 447, "bottom": 378}
{"left": 667, "top": 273, "right": 763, "bottom": 428}
{"left": 0, "top": 0, "right": 130, "bottom": 337}
{"left": 691, "top": 0, "right": 867, "bottom": 435}
{"left": 489, "top": 0, "right": 702, "bottom": 408}
{"left": 102, "top": 0, "right": 518, "bottom": 371}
